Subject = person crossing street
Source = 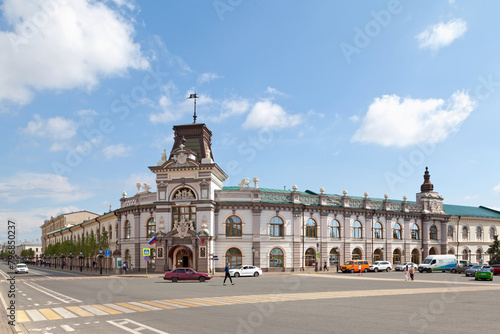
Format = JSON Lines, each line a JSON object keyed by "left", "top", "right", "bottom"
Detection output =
{"left": 223, "top": 262, "right": 235, "bottom": 285}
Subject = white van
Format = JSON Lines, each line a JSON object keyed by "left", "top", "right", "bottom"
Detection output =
{"left": 418, "top": 255, "right": 457, "bottom": 273}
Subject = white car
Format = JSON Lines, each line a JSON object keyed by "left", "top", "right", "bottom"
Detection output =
{"left": 15, "top": 263, "right": 29, "bottom": 274}
{"left": 369, "top": 261, "right": 392, "bottom": 272}
{"left": 229, "top": 265, "right": 262, "bottom": 277}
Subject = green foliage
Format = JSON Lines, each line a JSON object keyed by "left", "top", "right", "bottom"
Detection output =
{"left": 487, "top": 234, "right": 500, "bottom": 265}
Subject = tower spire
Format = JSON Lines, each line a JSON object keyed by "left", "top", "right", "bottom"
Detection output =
{"left": 420, "top": 166, "right": 434, "bottom": 192}
{"left": 187, "top": 93, "right": 198, "bottom": 123}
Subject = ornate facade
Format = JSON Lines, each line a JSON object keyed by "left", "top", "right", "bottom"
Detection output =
{"left": 42, "top": 121, "right": 500, "bottom": 273}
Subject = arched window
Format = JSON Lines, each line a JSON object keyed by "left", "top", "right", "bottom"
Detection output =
{"left": 490, "top": 227, "right": 496, "bottom": 240}
{"left": 146, "top": 218, "right": 156, "bottom": 238}
{"left": 226, "top": 248, "right": 242, "bottom": 269}
{"left": 329, "top": 248, "right": 340, "bottom": 266}
{"left": 429, "top": 247, "right": 437, "bottom": 255}
{"left": 429, "top": 225, "right": 438, "bottom": 240}
{"left": 306, "top": 219, "right": 317, "bottom": 238}
{"left": 125, "top": 249, "right": 131, "bottom": 266}
{"left": 330, "top": 220, "right": 340, "bottom": 238}
{"left": 411, "top": 249, "right": 420, "bottom": 264}
{"left": 393, "top": 249, "right": 401, "bottom": 264}
{"left": 226, "top": 216, "right": 242, "bottom": 237}
{"left": 373, "top": 249, "right": 383, "bottom": 262}
{"left": 305, "top": 248, "right": 316, "bottom": 267}
{"left": 124, "top": 221, "right": 131, "bottom": 239}
{"left": 476, "top": 226, "right": 483, "bottom": 241}
{"left": 476, "top": 249, "right": 483, "bottom": 264}
{"left": 352, "top": 248, "right": 362, "bottom": 260}
{"left": 109, "top": 225, "right": 113, "bottom": 241}
{"left": 462, "top": 226, "right": 469, "bottom": 241}
{"left": 411, "top": 224, "right": 420, "bottom": 240}
{"left": 393, "top": 223, "right": 402, "bottom": 240}
{"left": 447, "top": 226, "right": 454, "bottom": 241}
{"left": 462, "top": 249, "right": 469, "bottom": 261}
{"left": 373, "top": 222, "right": 383, "bottom": 239}
{"left": 352, "top": 221, "right": 362, "bottom": 239}
{"left": 270, "top": 217, "right": 284, "bottom": 237}
{"left": 269, "top": 248, "right": 284, "bottom": 267}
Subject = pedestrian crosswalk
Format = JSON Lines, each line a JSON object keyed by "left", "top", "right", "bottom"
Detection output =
{"left": 15, "top": 284, "right": 500, "bottom": 323}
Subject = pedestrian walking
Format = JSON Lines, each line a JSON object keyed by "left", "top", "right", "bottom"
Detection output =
{"left": 404, "top": 264, "right": 409, "bottom": 281}
{"left": 409, "top": 264, "right": 415, "bottom": 281}
{"left": 323, "top": 260, "right": 328, "bottom": 271}
{"left": 131, "top": 264, "right": 134, "bottom": 272}
{"left": 358, "top": 263, "right": 362, "bottom": 276}
{"left": 123, "top": 261, "right": 128, "bottom": 274}
{"left": 223, "top": 262, "right": 234, "bottom": 286}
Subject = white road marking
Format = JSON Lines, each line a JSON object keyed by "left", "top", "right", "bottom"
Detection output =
{"left": 26, "top": 309, "right": 47, "bottom": 321}
{"left": 128, "top": 301, "right": 162, "bottom": 311}
{"left": 80, "top": 305, "right": 109, "bottom": 316}
{"left": 103, "top": 303, "right": 136, "bottom": 313}
{"left": 28, "top": 298, "right": 32, "bottom": 300}
{"left": 151, "top": 300, "right": 188, "bottom": 308}
{"left": 60, "top": 325, "right": 75, "bottom": 332}
{"left": 0, "top": 269, "right": 10, "bottom": 279}
{"left": 52, "top": 307, "right": 78, "bottom": 319}
{"left": 23, "top": 282, "right": 82, "bottom": 303}
{"left": 107, "top": 319, "right": 169, "bottom": 334}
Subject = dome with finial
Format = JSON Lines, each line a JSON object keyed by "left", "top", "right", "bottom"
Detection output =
{"left": 421, "top": 167, "right": 434, "bottom": 192}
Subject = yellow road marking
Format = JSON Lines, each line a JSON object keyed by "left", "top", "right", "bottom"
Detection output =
{"left": 140, "top": 300, "right": 176, "bottom": 310}
{"left": 65, "top": 306, "right": 94, "bottom": 317}
{"left": 17, "top": 310, "right": 30, "bottom": 323}
{"left": 184, "top": 298, "right": 226, "bottom": 306}
{"left": 92, "top": 304, "right": 123, "bottom": 315}
{"left": 115, "top": 302, "right": 149, "bottom": 312}
{"left": 161, "top": 299, "right": 202, "bottom": 307}
{"left": 39, "top": 308, "right": 62, "bottom": 320}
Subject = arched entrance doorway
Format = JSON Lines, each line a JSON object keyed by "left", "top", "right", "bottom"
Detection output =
{"left": 329, "top": 248, "right": 340, "bottom": 266}
{"left": 352, "top": 248, "right": 362, "bottom": 260}
{"left": 411, "top": 249, "right": 420, "bottom": 264}
{"left": 393, "top": 249, "right": 402, "bottom": 265}
{"left": 373, "top": 248, "right": 383, "bottom": 262}
{"left": 429, "top": 247, "right": 438, "bottom": 255}
{"left": 169, "top": 246, "right": 193, "bottom": 269}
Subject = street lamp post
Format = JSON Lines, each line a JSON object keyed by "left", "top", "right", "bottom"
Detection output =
{"left": 99, "top": 248, "right": 103, "bottom": 275}
{"left": 79, "top": 250, "right": 83, "bottom": 272}
{"left": 69, "top": 252, "right": 73, "bottom": 270}
{"left": 53, "top": 254, "right": 56, "bottom": 268}
{"left": 252, "top": 246, "right": 255, "bottom": 266}
{"left": 61, "top": 253, "right": 64, "bottom": 270}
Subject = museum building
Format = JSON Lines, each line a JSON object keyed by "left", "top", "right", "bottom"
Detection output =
{"left": 41, "top": 119, "right": 500, "bottom": 273}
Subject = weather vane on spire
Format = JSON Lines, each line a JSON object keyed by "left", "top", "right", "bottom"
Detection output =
{"left": 187, "top": 92, "right": 198, "bottom": 123}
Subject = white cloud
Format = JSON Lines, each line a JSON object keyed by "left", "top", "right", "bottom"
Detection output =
{"left": 0, "top": 172, "right": 91, "bottom": 203}
{"left": 77, "top": 109, "right": 98, "bottom": 117}
{"left": 351, "top": 90, "right": 475, "bottom": 147}
{"left": 493, "top": 183, "right": 500, "bottom": 194}
{"left": 349, "top": 115, "right": 360, "bottom": 122}
{"left": 208, "top": 98, "right": 251, "bottom": 122}
{"left": 307, "top": 109, "right": 325, "bottom": 119}
{"left": 0, "top": 0, "right": 148, "bottom": 108}
{"left": 21, "top": 114, "right": 78, "bottom": 151}
{"left": 243, "top": 100, "right": 302, "bottom": 129}
{"left": 416, "top": 18, "right": 467, "bottom": 51}
{"left": 266, "top": 86, "right": 287, "bottom": 97}
{"left": 197, "top": 72, "right": 221, "bottom": 84}
{"left": 102, "top": 144, "right": 132, "bottom": 160}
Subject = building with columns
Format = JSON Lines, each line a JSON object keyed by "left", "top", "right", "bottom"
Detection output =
{"left": 41, "top": 120, "right": 500, "bottom": 273}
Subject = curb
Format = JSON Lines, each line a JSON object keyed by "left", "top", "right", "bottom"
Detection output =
{"left": 0, "top": 289, "right": 24, "bottom": 334}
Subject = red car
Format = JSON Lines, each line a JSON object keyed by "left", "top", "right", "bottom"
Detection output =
{"left": 163, "top": 267, "right": 211, "bottom": 282}
{"left": 490, "top": 264, "right": 500, "bottom": 275}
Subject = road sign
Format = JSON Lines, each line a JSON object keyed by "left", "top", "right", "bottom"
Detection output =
{"left": 143, "top": 248, "right": 150, "bottom": 256}
{"left": 144, "top": 256, "right": 150, "bottom": 261}
{"left": 316, "top": 252, "right": 320, "bottom": 259}
{"left": 105, "top": 250, "right": 111, "bottom": 256}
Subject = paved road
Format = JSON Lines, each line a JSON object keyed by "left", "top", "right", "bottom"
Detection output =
{"left": 1, "top": 261, "right": 500, "bottom": 334}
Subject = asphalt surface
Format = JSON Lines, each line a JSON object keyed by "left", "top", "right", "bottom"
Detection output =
{"left": 1, "top": 261, "right": 500, "bottom": 334}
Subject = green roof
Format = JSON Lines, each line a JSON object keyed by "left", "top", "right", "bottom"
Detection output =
{"left": 443, "top": 205, "right": 500, "bottom": 218}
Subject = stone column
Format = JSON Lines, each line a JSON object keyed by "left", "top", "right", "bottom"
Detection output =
{"left": 320, "top": 211, "right": 329, "bottom": 270}
{"left": 133, "top": 210, "right": 141, "bottom": 272}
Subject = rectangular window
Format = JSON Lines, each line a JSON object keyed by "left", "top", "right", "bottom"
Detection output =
{"left": 200, "top": 246, "right": 206, "bottom": 258}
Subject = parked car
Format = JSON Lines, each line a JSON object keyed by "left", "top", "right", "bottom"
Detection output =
{"left": 475, "top": 268, "right": 493, "bottom": 281}
{"left": 15, "top": 263, "right": 29, "bottom": 274}
{"left": 450, "top": 263, "right": 476, "bottom": 274}
{"left": 369, "top": 261, "right": 392, "bottom": 272}
{"left": 163, "top": 268, "right": 211, "bottom": 282}
{"left": 229, "top": 265, "right": 262, "bottom": 277}
{"left": 490, "top": 264, "right": 500, "bottom": 275}
{"left": 395, "top": 263, "right": 418, "bottom": 271}
{"left": 465, "top": 265, "right": 490, "bottom": 277}
{"left": 341, "top": 260, "right": 370, "bottom": 273}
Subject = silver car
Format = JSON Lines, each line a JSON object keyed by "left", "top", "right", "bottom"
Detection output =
{"left": 15, "top": 263, "right": 29, "bottom": 274}
{"left": 465, "top": 265, "right": 490, "bottom": 277}
{"left": 395, "top": 262, "right": 418, "bottom": 271}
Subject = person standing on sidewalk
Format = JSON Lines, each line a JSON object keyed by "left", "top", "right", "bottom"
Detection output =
{"left": 404, "top": 264, "right": 409, "bottom": 281}
{"left": 409, "top": 264, "right": 415, "bottom": 281}
{"left": 223, "top": 262, "right": 234, "bottom": 286}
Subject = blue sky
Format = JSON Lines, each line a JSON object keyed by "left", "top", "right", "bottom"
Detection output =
{"left": 1, "top": 0, "right": 500, "bottom": 243}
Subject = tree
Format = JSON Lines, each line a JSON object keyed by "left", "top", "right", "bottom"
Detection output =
{"left": 487, "top": 234, "right": 500, "bottom": 264}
